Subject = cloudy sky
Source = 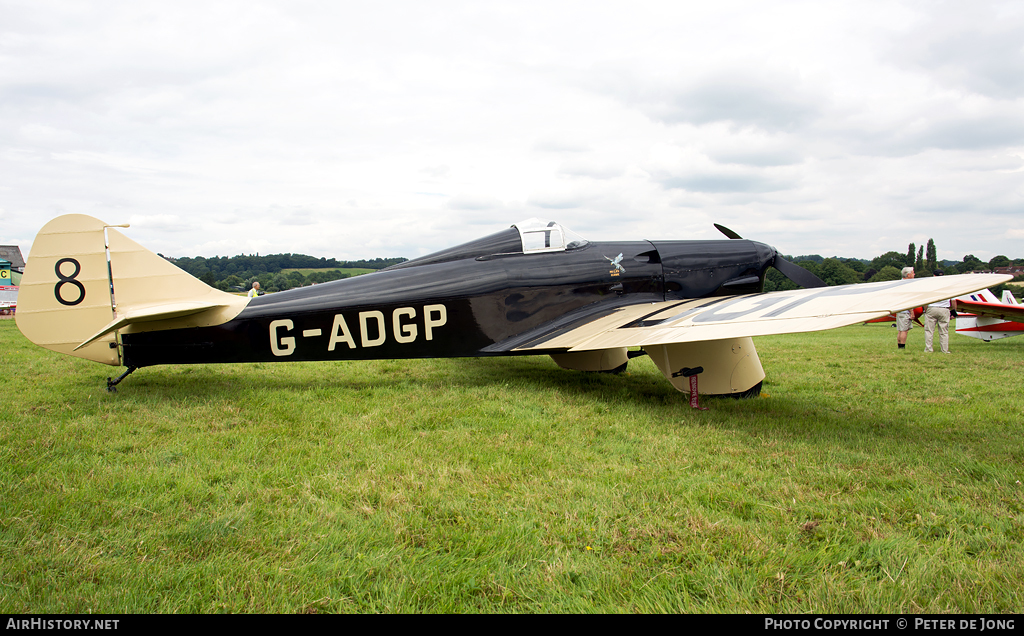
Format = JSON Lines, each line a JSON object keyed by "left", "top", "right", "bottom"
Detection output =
{"left": 2, "top": 0, "right": 1023, "bottom": 264}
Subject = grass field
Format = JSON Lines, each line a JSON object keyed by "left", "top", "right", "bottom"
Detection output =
{"left": 1, "top": 319, "right": 1022, "bottom": 613}
{"left": 279, "top": 267, "right": 375, "bottom": 276}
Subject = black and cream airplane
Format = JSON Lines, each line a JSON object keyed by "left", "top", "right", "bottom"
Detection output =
{"left": 16, "top": 215, "right": 1009, "bottom": 395}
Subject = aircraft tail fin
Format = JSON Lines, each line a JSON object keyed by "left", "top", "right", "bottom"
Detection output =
{"left": 17, "top": 214, "right": 247, "bottom": 366}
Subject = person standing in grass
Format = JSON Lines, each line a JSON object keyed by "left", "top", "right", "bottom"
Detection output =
{"left": 924, "top": 271, "right": 956, "bottom": 354}
{"left": 896, "top": 267, "right": 915, "bottom": 350}
{"left": 248, "top": 281, "right": 261, "bottom": 299}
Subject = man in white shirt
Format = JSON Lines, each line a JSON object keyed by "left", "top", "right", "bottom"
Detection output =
{"left": 924, "top": 272, "right": 957, "bottom": 353}
{"left": 248, "top": 281, "right": 261, "bottom": 299}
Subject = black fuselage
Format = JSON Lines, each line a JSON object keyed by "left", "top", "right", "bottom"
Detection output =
{"left": 121, "top": 230, "right": 776, "bottom": 368}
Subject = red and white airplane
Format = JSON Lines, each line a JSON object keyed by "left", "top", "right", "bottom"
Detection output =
{"left": 955, "top": 288, "right": 1024, "bottom": 342}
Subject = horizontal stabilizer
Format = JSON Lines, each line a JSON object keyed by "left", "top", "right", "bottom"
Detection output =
{"left": 75, "top": 301, "right": 229, "bottom": 350}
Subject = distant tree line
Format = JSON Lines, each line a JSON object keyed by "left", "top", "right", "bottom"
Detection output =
{"left": 163, "top": 238, "right": 1022, "bottom": 298}
{"left": 163, "top": 253, "right": 408, "bottom": 293}
{"left": 764, "top": 238, "right": 1024, "bottom": 298}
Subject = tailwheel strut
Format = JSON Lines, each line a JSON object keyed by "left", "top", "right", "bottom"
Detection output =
{"left": 107, "top": 366, "right": 138, "bottom": 393}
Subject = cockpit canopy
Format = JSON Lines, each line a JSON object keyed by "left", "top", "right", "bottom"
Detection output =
{"left": 384, "top": 219, "right": 589, "bottom": 271}
{"left": 512, "top": 218, "right": 589, "bottom": 253}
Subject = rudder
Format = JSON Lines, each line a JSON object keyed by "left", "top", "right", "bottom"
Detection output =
{"left": 16, "top": 215, "right": 121, "bottom": 364}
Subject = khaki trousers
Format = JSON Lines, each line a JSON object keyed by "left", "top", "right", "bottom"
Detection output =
{"left": 924, "top": 306, "right": 950, "bottom": 353}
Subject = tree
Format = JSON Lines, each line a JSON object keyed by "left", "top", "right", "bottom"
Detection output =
{"left": 217, "top": 274, "right": 243, "bottom": 292}
{"left": 869, "top": 266, "right": 902, "bottom": 282}
{"left": 926, "top": 239, "right": 936, "bottom": 272}
{"left": 841, "top": 258, "right": 866, "bottom": 273}
{"left": 916, "top": 246, "right": 924, "bottom": 272}
{"left": 872, "top": 251, "right": 907, "bottom": 273}
{"left": 961, "top": 254, "right": 984, "bottom": 272}
{"left": 267, "top": 272, "right": 291, "bottom": 292}
{"left": 818, "top": 258, "right": 863, "bottom": 286}
{"left": 287, "top": 270, "right": 306, "bottom": 287}
{"left": 907, "top": 242, "right": 916, "bottom": 267}
{"left": 798, "top": 260, "right": 822, "bottom": 280}
{"left": 989, "top": 255, "right": 1011, "bottom": 269}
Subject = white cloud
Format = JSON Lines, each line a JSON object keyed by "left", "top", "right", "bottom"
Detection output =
{"left": 892, "top": 2, "right": 1024, "bottom": 100}
{"left": 557, "top": 159, "right": 625, "bottom": 180}
{"left": 631, "top": 69, "right": 825, "bottom": 132}
{"left": 126, "top": 214, "right": 190, "bottom": 232}
{"left": 446, "top": 195, "right": 504, "bottom": 211}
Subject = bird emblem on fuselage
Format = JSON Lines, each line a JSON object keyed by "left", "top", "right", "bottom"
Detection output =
{"left": 606, "top": 253, "right": 625, "bottom": 276}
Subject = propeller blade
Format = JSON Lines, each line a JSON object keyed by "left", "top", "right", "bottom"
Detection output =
{"left": 774, "top": 254, "right": 827, "bottom": 288}
{"left": 714, "top": 223, "right": 743, "bottom": 240}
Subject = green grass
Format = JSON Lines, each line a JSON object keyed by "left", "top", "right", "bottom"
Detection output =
{"left": 1, "top": 319, "right": 1022, "bottom": 613}
{"left": 280, "top": 267, "right": 374, "bottom": 276}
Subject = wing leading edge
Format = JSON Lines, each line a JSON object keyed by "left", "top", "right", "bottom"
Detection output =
{"left": 514, "top": 274, "right": 1011, "bottom": 352}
